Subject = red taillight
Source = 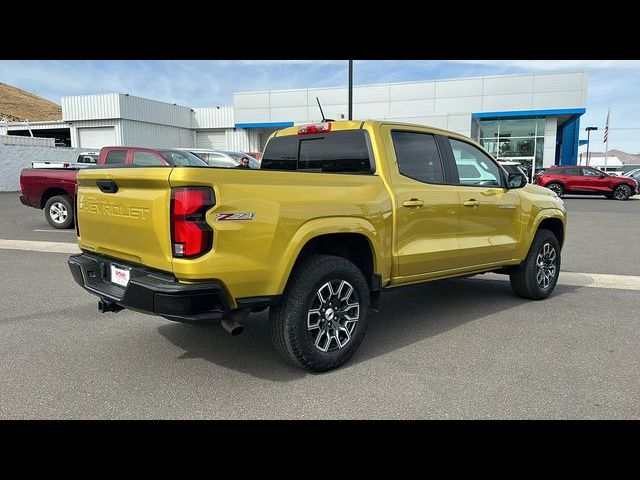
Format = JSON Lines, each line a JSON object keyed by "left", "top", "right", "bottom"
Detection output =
{"left": 19, "top": 175, "right": 24, "bottom": 194}
{"left": 74, "top": 184, "right": 80, "bottom": 236}
{"left": 170, "top": 187, "right": 215, "bottom": 258}
{"left": 298, "top": 123, "right": 332, "bottom": 135}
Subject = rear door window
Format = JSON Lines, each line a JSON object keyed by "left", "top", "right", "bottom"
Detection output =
{"left": 391, "top": 131, "right": 445, "bottom": 184}
{"left": 262, "top": 130, "right": 372, "bottom": 173}
{"left": 104, "top": 150, "right": 127, "bottom": 165}
{"left": 565, "top": 167, "right": 581, "bottom": 176}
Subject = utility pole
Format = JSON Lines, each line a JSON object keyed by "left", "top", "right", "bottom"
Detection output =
{"left": 348, "top": 60, "right": 353, "bottom": 121}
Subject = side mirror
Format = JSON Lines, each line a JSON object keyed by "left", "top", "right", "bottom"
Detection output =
{"left": 508, "top": 172, "right": 528, "bottom": 189}
{"left": 599, "top": 174, "right": 606, "bottom": 178}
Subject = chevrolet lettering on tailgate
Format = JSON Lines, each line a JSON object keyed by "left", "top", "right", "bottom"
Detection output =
{"left": 79, "top": 198, "right": 151, "bottom": 220}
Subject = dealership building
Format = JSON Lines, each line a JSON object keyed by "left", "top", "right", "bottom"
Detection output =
{"left": 1, "top": 71, "right": 588, "bottom": 171}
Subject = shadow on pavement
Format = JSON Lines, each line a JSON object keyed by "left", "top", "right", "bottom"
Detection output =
{"left": 156, "top": 277, "right": 581, "bottom": 381}
{"left": 352, "top": 278, "right": 578, "bottom": 367}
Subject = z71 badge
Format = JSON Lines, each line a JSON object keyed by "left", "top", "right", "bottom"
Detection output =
{"left": 215, "top": 213, "right": 255, "bottom": 222}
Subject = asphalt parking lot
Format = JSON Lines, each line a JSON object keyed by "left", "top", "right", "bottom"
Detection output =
{"left": 1, "top": 192, "right": 639, "bottom": 419}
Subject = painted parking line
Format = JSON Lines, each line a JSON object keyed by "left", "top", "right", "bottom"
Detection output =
{"left": 474, "top": 271, "right": 640, "bottom": 291}
{"left": 0, "top": 239, "right": 80, "bottom": 254}
{"left": 33, "top": 229, "right": 74, "bottom": 233}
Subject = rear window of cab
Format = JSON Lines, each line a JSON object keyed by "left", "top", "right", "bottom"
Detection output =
{"left": 261, "top": 130, "right": 373, "bottom": 174}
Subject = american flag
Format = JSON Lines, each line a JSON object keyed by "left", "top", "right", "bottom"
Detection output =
{"left": 604, "top": 109, "right": 610, "bottom": 144}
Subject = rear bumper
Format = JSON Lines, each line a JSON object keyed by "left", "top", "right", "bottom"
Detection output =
{"left": 19, "top": 194, "right": 31, "bottom": 207}
{"left": 68, "top": 253, "right": 231, "bottom": 323}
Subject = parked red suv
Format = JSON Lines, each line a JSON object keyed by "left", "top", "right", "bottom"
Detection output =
{"left": 534, "top": 165, "right": 639, "bottom": 200}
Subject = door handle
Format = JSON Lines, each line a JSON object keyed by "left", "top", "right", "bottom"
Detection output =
{"left": 96, "top": 180, "right": 119, "bottom": 194}
{"left": 463, "top": 199, "right": 480, "bottom": 207}
{"left": 402, "top": 198, "right": 424, "bottom": 208}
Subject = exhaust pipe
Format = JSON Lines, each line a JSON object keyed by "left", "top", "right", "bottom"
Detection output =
{"left": 221, "top": 317, "right": 244, "bottom": 336}
{"left": 220, "top": 309, "right": 250, "bottom": 336}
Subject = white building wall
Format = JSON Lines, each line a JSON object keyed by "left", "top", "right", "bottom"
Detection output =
{"left": 63, "top": 93, "right": 194, "bottom": 128}
{"left": 120, "top": 120, "right": 194, "bottom": 149}
{"left": 62, "top": 93, "right": 121, "bottom": 121}
{"left": 119, "top": 95, "right": 194, "bottom": 128}
{"left": 0, "top": 135, "right": 55, "bottom": 147}
{"left": 233, "top": 71, "right": 587, "bottom": 138}
{"left": 0, "top": 143, "right": 84, "bottom": 191}
{"left": 229, "top": 128, "right": 260, "bottom": 152}
{"left": 194, "top": 106, "right": 234, "bottom": 128}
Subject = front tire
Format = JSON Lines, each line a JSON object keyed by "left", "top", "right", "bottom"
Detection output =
{"left": 613, "top": 184, "right": 632, "bottom": 200}
{"left": 44, "top": 195, "right": 74, "bottom": 229}
{"left": 510, "top": 229, "right": 561, "bottom": 300}
{"left": 270, "top": 254, "right": 370, "bottom": 372}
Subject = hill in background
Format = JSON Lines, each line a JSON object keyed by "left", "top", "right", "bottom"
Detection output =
{"left": 0, "top": 83, "right": 62, "bottom": 122}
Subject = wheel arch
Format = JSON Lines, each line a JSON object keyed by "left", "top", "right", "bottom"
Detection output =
{"left": 518, "top": 209, "right": 566, "bottom": 260}
{"left": 615, "top": 181, "right": 635, "bottom": 191}
{"left": 41, "top": 188, "right": 72, "bottom": 209}
{"left": 274, "top": 217, "right": 388, "bottom": 296}
{"left": 545, "top": 180, "right": 564, "bottom": 190}
{"left": 537, "top": 217, "right": 565, "bottom": 247}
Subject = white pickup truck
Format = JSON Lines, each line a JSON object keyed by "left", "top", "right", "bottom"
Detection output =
{"left": 32, "top": 151, "right": 99, "bottom": 169}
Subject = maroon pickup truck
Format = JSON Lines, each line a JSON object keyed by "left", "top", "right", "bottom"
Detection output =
{"left": 19, "top": 146, "right": 206, "bottom": 228}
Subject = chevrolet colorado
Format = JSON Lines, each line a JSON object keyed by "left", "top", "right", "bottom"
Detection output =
{"left": 68, "top": 120, "right": 567, "bottom": 372}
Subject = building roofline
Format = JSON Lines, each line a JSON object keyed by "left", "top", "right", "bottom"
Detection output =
{"left": 233, "top": 70, "right": 588, "bottom": 96}
{"left": 60, "top": 92, "right": 194, "bottom": 111}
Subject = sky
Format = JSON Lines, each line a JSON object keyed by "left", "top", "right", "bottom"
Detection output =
{"left": 1, "top": 60, "right": 639, "bottom": 153}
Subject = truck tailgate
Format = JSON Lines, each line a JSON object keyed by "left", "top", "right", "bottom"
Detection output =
{"left": 76, "top": 167, "right": 174, "bottom": 272}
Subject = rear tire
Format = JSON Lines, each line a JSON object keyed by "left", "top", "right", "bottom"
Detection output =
{"left": 269, "top": 254, "right": 370, "bottom": 372}
{"left": 510, "top": 229, "right": 561, "bottom": 300}
{"left": 44, "top": 195, "right": 74, "bottom": 229}
{"left": 546, "top": 182, "right": 564, "bottom": 197}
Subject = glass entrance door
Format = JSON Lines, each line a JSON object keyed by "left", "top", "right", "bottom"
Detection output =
{"left": 477, "top": 117, "right": 546, "bottom": 181}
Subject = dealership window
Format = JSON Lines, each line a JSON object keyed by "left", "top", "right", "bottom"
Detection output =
{"left": 476, "top": 117, "right": 546, "bottom": 178}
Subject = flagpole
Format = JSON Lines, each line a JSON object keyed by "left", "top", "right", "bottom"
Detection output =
{"left": 604, "top": 109, "right": 610, "bottom": 171}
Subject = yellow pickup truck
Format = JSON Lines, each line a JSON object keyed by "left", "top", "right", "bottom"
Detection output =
{"left": 68, "top": 120, "right": 566, "bottom": 372}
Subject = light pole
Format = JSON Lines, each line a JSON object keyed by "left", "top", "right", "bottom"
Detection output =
{"left": 585, "top": 126, "right": 598, "bottom": 166}
{"left": 348, "top": 60, "right": 353, "bottom": 121}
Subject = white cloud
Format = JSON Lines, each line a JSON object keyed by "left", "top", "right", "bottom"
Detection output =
{"left": 450, "top": 60, "right": 640, "bottom": 71}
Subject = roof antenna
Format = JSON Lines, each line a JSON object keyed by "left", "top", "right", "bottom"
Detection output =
{"left": 316, "top": 97, "right": 334, "bottom": 122}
